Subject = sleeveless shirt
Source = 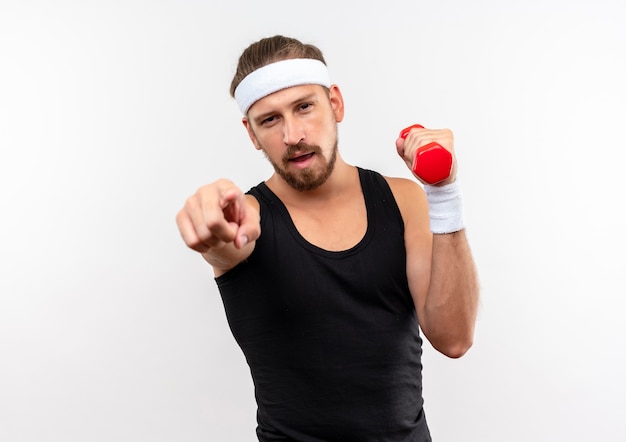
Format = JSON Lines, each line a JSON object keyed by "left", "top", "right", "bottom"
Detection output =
{"left": 215, "top": 168, "right": 431, "bottom": 441}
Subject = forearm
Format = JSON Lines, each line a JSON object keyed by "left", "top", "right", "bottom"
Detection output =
{"left": 390, "top": 176, "right": 479, "bottom": 357}
{"left": 202, "top": 240, "right": 256, "bottom": 276}
{"left": 422, "top": 229, "right": 479, "bottom": 358}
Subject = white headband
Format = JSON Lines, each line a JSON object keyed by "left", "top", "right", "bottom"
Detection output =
{"left": 234, "top": 58, "right": 331, "bottom": 114}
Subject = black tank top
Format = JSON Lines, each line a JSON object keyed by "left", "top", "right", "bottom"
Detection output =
{"left": 216, "top": 168, "right": 431, "bottom": 441}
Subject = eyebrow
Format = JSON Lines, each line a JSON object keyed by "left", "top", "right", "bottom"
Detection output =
{"left": 252, "top": 92, "right": 318, "bottom": 125}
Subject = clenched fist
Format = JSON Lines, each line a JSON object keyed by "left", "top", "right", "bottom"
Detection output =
{"left": 395, "top": 126, "right": 458, "bottom": 186}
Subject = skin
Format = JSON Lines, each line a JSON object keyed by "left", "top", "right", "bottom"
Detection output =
{"left": 176, "top": 82, "right": 479, "bottom": 358}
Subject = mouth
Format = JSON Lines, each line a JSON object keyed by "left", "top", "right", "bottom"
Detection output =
{"left": 288, "top": 152, "right": 315, "bottom": 163}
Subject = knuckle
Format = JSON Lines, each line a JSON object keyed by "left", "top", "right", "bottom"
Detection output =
{"left": 203, "top": 210, "right": 224, "bottom": 230}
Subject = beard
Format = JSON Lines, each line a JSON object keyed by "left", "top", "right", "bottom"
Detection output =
{"left": 264, "top": 139, "right": 338, "bottom": 192}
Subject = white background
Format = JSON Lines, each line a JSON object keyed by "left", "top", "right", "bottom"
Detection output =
{"left": 1, "top": 0, "right": 625, "bottom": 441}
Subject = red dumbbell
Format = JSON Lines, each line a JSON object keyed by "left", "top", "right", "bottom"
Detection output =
{"left": 399, "top": 124, "right": 453, "bottom": 185}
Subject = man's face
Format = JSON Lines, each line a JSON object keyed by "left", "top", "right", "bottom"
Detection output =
{"left": 243, "top": 84, "right": 344, "bottom": 192}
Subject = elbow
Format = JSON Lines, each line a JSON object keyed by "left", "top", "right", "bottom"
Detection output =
{"left": 442, "top": 339, "right": 473, "bottom": 359}
{"left": 432, "top": 335, "right": 474, "bottom": 359}
{"left": 421, "top": 308, "right": 479, "bottom": 359}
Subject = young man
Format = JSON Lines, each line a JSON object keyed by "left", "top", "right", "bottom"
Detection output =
{"left": 176, "top": 35, "right": 479, "bottom": 441}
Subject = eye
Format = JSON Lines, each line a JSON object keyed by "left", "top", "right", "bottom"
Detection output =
{"left": 261, "top": 115, "right": 277, "bottom": 126}
{"left": 298, "top": 102, "right": 311, "bottom": 111}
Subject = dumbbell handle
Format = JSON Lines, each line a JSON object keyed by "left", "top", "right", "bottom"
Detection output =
{"left": 399, "top": 124, "right": 453, "bottom": 185}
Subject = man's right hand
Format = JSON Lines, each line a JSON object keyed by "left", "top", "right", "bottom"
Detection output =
{"left": 176, "top": 179, "right": 261, "bottom": 257}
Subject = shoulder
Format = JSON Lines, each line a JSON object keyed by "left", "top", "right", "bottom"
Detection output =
{"left": 383, "top": 176, "right": 429, "bottom": 228}
{"left": 383, "top": 176, "right": 427, "bottom": 207}
{"left": 382, "top": 177, "right": 432, "bottom": 285}
{"left": 244, "top": 193, "right": 260, "bottom": 211}
{"left": 243, "top": 183, "right": 264, "bottom": 215}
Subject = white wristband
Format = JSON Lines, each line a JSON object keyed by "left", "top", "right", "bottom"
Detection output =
{"left": 424, "top": 181, "right": 465, "bottom": 234}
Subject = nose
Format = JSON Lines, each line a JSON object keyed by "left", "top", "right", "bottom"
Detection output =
{"left": 282, "top": 117, "right": 305, "bottom": 146}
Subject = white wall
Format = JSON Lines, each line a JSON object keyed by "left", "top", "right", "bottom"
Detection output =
{"left": 1, "top": 0, "right": 625, "bottom": 440}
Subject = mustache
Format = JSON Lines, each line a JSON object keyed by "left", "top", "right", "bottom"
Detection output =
{"left": 283, "top": 142, "right": 322, "bottom": 159}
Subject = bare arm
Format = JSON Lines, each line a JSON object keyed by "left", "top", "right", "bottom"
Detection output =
{"left": 393, "top": 126, "right": 480, "bottom": 358}
{"left": 390, "top": 178, "right": 479, "bottom": 358}
{"left": 423, "top": 229, "right": 479, "bottom": 357}
{"left": 175, "top": 179, "right": 261, "bottom": 276}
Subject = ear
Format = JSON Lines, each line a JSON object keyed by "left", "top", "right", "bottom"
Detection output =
{"left": 242, "top": 117, "right": 263, "bottom": 151}
{"left": 328, "top": 84, "right": 345, "bottom": 123}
